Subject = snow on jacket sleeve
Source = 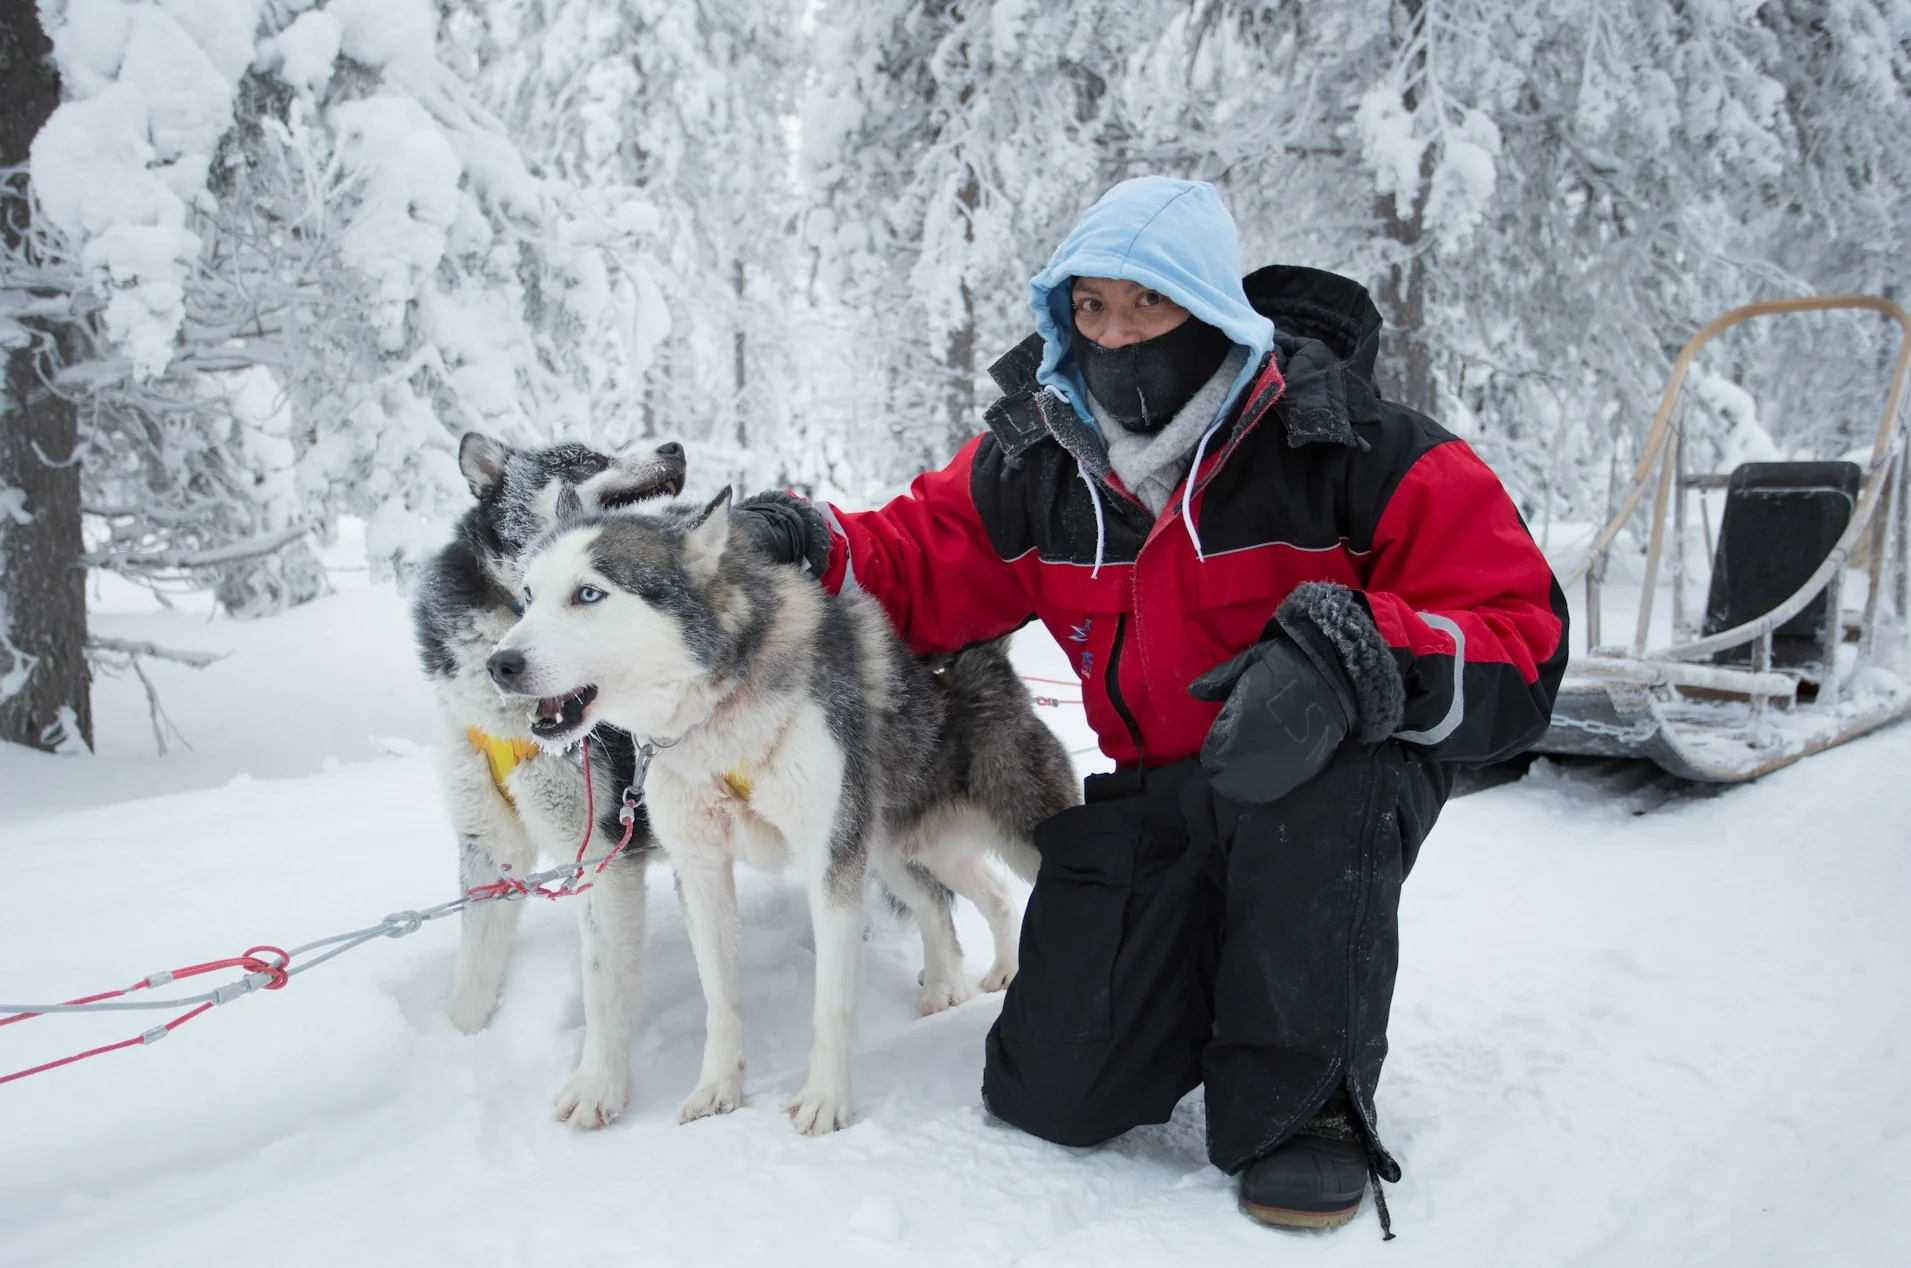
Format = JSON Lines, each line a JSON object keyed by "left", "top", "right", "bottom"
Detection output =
{"left": 819, "top": 435, "right": 1037, "bottom": 654}
{"left": 1355, "top": 439, "right": 1568, "bottom": 765}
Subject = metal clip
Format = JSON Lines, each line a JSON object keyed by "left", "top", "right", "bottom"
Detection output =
{"left": 211, "top": 974, "right": 266, "bottom": 1005}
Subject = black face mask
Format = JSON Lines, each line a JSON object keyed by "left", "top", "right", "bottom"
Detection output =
{"left": 1076, "top": 316, "right": 1233, "bottom": 435}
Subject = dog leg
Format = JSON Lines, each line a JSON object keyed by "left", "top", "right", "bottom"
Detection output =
{"left": 555, "top": 852, "right": 648, "bottom": 1129}
{"left": 872, "top": 852, "right": 971, "bottom": 1016}
{"left": 922, "top": 844, "right": 1023, "bottom": 994}
{"left": 788, "top": 849, "right": 866, "bottom": 1135}
{"left": 672, "top": 850, "right": 748, "bottom": 1123}
{"left": 450, "top": 827, "right": 537, "bottom": 1033}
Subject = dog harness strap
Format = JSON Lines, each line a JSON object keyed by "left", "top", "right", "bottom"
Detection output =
{"left": 466, "top": 727, "right": 540, "bottom": 803}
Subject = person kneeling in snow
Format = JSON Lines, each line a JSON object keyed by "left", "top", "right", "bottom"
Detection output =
{"left": 738, "top": 177, "right": 1567, "bottom": 1234}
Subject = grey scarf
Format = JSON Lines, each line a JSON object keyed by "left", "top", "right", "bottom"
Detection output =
{"left": 1090, "top": 343, "right": 1249, "bottom": 516}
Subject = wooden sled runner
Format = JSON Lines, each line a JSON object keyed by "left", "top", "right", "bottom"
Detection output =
{"left": 1533, "top": 296, "right": 1911, "bottom": 782}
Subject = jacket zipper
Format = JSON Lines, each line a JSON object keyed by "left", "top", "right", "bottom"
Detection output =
{"left": 1105, "top": 613, "right": 1146, "bottom": 761}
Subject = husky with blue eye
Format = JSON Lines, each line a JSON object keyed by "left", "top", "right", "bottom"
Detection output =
{"left": 411, "top": 431, "right": 685, "bottom": 1130}
{"left": 486, "top": 487, "right": 1078, "bottom": 1135}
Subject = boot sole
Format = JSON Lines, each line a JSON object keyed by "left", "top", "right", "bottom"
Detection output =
{"left": 1241, "top": 1197, "right": 1362, "bottom": 1230}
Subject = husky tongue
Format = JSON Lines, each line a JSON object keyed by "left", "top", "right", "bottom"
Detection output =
{"left": 529, "top": 684, "right": 597, "bottom": 739}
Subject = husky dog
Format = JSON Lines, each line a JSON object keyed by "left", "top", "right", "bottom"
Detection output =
{"left": 487, "top": 488, "right": 1078, "bottom": 1134}
{"left": 412, "top": 431, "right": 685, "bottom": 1128}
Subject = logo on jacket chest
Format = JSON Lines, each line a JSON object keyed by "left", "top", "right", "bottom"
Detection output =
{"left": 1069, "top": 618, "right": 1093, "bottom": 678}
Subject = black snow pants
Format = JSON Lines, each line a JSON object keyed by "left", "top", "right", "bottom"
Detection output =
{"left": 982, "top": 742, "right": 1447, "bottom": 1175}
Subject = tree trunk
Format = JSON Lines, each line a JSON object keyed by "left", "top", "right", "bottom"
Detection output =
{"left": 1373, "top": 0, "right": 1437, "bottom": 417}
{"left": 733, "top": 256, "right": 748, "bottom": 449}
{"left": 942, "top": 167, "right": 979, "bottom": 460}
{"left": 1374, "top": 179, "right": 1435, "bottom": 416}
{"left": 0, "top": 0, "right": 91, "bottom": 752}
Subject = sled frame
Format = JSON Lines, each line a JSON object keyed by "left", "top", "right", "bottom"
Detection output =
{"left": 1538, "top": 295, "right": 1911, "bottom": 782}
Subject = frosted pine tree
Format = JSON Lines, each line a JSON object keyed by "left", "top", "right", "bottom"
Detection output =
{"left": 443, "top": 0, "right": 804, "bottom": 494}
{"left": 1113, "top": 0, "right": 1911, "bottom": 530}
{"left": 13, "top": 0, "right": 667, "bottom": 611}
{"left": 802, "top": 0, "right": 1137, "bottom": 489}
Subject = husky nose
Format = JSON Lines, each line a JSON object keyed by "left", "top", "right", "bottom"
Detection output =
{"left": 487, "top": 648, "right": 526, "bottom": 691}
{"left": 656, "top": 442, "right": 682, "bottom": 457}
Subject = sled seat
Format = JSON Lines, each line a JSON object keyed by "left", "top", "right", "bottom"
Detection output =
{"left": 1703, "top": 461, "right": 1861, "bottom": 670}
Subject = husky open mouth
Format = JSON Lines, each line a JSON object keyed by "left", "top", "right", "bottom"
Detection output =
{"left": 599, "top": 470, "right": 683, "bottom": 510}
{"left": 530, "top": 684, "right": 598, "bottom": 741}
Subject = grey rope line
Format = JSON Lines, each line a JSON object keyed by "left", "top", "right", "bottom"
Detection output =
{"left": 4, "top": 736, "right": 672, "bottom": 1033}
{"left": 0, "top": 848, "right": 631, "bottom": 1019}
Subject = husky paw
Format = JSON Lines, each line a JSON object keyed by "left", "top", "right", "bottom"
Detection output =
{"left": 917, "top": 975, "right": 973, "bottom": 1016}
{"left": 786, "top": 1080, "right": 852, "bottom": 1136}
{"left": 977, "top": 960, "right": 1017, "bottom": 993}
{"left": 678, "top": 1075, "right": 745, "bottom": 1123}
{"left": 447, "top": 987, "right": 498, "bottom": 1035}
{"left": 554, "top": 1065, "right": 631, "bottom": 1130}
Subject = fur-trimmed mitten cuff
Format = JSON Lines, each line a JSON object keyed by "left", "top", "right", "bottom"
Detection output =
{"left": 1274, "top": 582, "right": 1406, "bottom": 744}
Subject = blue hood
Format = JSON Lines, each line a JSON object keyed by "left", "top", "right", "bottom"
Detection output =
{"left": 1030, "top": 177, "right": 1275, "bottom": 428}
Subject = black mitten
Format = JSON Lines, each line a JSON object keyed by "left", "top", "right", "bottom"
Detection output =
{"left": 735, "top": 490, "right": 831, "bottom": 576}
{"left": 1188, "top": 636, "right": 1356, "bottom": 805}
{"left": 1188, "top": 582, "right": 1408, "bottom": 805}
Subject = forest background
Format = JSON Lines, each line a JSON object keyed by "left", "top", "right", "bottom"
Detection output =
{"left": 3, "top": 0, "right": 1910, "bottom": 751}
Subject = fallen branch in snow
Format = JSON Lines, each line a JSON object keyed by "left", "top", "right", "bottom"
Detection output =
{"left": 86, "top": 637, "right": 227, "bottom": 669}
{"left": 85, "top": 637, "right": 228, "bottom": 755}
{"left": 83, "top": 525, "right": 312, "bottom": 573}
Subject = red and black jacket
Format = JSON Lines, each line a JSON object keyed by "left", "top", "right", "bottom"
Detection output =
{"left": 819, "top": 266, "right": 1568, "bottom": 769}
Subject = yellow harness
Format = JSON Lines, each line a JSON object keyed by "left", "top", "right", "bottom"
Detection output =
{"left": 468, "top": 726, "right": 754, "bottom": 807}
{"left": 467, "top": 727, "right": 540, "bottom": 806}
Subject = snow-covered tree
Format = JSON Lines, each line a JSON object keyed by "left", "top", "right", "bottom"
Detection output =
{"left": 2, "top": 0, "right": 667, "bottom": 748}
{"left": 1106, "top": 0, "right": 1911, "bottom": 529}
{"left": 802, "top": 0, "right": 1140, "bottom": 488}
{"left": 11, "top": 0, "right": 668, "bottom": 609}
{"left": 442, "top": 0, "right": 803, "bottom": 493}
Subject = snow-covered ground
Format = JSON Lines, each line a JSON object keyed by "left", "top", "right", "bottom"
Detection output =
{"left": 3, "top": 573, "right": 1909, "bottom": 1267}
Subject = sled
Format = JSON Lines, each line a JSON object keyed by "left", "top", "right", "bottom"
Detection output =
{"left": 1533, "top": 296, "right": 1911, "bottom": 782}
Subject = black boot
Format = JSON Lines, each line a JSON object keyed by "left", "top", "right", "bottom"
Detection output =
{"left": 1239, "top": 1094, "right": 1370, "bottom": 1231}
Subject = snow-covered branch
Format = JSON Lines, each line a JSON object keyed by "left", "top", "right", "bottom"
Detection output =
{"left": 84, "top": 636, "right": 224, "bottom": 755}
{"left": 84, "top": 526, "right": 313, "bottom": 574}
{"left": 85, "top": 637, "right": 227, "bottom": 670}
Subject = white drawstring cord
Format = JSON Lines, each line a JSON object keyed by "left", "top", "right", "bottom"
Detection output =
{"left": 1180, "top": 415, "right": 1226, "bottom": 561}
{"left": 1076, "top": 461, "right": 1108, "bottom": 578}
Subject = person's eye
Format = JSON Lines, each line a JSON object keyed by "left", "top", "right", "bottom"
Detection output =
{"left": 1072, "top": 296, "right": 1101, "bottom": 313}
{"left": 1137, "top": 290, "right": 1163, "bottom": 308}
{"left": 575, "top": 585, "right": 605, "bottom": 605}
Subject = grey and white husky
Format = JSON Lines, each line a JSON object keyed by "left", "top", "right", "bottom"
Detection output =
{"left": 487, "top": 488, "right": 1079, "bottom": 1134}
{"left": 412, "top": 431, "right": 685, "bottom": 1128}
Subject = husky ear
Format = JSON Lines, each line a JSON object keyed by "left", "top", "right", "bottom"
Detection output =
{"left": 682, "top": 486, "right": 733, "bottom": 581}
{"left": 459, "top": 432, "right": 510, "bottom": 499}
{"left": 554, "top": 483, "right": 585, "bottom": 526}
